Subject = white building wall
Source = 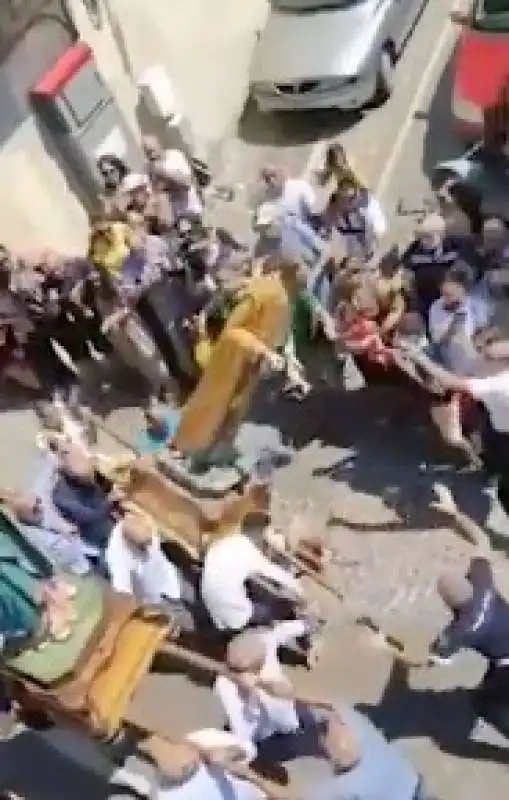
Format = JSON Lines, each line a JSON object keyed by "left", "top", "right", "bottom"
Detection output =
{"left": 0, "top": 0, "right": 267, "bottom": 253}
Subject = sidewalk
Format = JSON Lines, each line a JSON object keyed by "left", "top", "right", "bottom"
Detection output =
{"left": 90, "top": 0, "right": 269, "bottom": 158}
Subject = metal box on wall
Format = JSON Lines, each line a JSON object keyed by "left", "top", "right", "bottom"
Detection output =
{"left": 30, "top": 40, "right": 143, "bottom": 210}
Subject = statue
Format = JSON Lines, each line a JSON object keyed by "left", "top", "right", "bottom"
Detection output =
{"left": 163, "top": 259, "right": 308, "bottom": 492}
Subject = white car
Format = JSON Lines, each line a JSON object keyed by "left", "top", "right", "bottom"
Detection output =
{"left": 250, "top": 0, "right": 428, "bottom": 113}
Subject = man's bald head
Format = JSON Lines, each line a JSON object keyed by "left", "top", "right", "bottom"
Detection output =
{"left": 437, "top": 571, "right": 473, "bottom": 611}
{"left": 322, "top": 714, "right": 361, "bottom": 773}
{"left": 59, "top": 445, "right": 94, "bottom": 482}
{"left": 226, "top": 630, "right": 267, "bottom": 673}
{"left": 121, "top": 512, "right": 154, "bottom": 549}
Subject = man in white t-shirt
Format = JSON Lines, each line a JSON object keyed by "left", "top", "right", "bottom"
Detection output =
{"left": 214, "top": 624, "right": 327, "bottom": 765}
{"left": 400, "top": 334, "right": 509, "bottom": 511}
{"left": 111, "top": 734, "right": 265, "bottom": 800}
{"left": 200, "top": 531, "right": 304, "bottom": 633}
{"left": 259, "top": 166, "right": 317, "bottom": 222}
{"left": 105, "top": 511, "right": 197, "bottom": 632}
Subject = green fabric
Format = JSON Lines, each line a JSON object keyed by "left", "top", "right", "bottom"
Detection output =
{"left": 291, "top": 291, "right": 314, "bottom": 352}
{"left": 6, "top": 576, "right": 104, "bottom": 686}
{"left": 0, "top": 509, "right": 51, "bottom": 642}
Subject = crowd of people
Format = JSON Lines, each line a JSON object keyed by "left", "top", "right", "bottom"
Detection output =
{"left": 1, "top": 131, "right": 509, "bottom": 798}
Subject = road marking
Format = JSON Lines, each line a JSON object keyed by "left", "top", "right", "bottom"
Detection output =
{"left": 301, "top": 8, "right": 456, "bottom": 201}
{"left": 376, "top": 17, "right": 456, "bottom": 201}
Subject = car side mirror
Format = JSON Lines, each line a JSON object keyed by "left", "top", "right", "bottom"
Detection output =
{"left": 450, "top": 9, "right": 471, "bottom": 25}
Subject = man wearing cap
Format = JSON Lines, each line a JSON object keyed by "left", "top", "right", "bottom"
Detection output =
{"left": 402, "top": 214, "right": 459, "bottom": 321}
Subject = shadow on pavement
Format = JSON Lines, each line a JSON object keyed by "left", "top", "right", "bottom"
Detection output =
{"left": 238, "top": 95, "right": 361, "bottom": 147}
{"left": 250, "top": 371, "right": 492, "bottom": 534}
{"left": 359, "top": 659, "right": 509, "bottom": 766}
{"left": 421, "top": 44, "right": 464, "bottom": 184}
{"left": 0, "top": 728, "right": 111, "bottom": 799}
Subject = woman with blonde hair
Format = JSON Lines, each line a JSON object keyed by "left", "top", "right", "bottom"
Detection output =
{"left": 319, "top": 142, "right": 365, "bottom": 191}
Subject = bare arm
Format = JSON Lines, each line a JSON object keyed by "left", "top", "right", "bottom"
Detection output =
{"left": 431, "top": 483, "right": 492, "bottom": 553}
{"left": 401, "top": 348, "right": 469, "bottom": 392}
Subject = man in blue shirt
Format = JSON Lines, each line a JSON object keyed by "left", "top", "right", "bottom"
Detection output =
{"left": 254, "top": 203, "right": 331, "bottom": 312}
{"left": 431, "top": 555, "right": 509, "bottom": 735}
{"left": 296, "top": 706, "right": 423, "bottom": 800}
{"left": 52, "top": 447, "right": 118, "bottom": 554}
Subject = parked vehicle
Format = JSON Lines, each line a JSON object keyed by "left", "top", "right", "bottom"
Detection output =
{"left": 433, "top": 142, "right": 509, "bottom": 220}
{"left": 451, "top": 2, "right": 509, "bottom": 140}
{"left": 249, "top": 0, "right": 428, "bottom": 114}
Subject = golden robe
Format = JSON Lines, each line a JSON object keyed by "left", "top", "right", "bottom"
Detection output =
{"left": 173, "top": 275, "right": 290, "bottom": 454}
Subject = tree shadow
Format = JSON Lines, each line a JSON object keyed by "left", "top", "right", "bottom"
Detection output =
{"left": 358, "top": 659, "right": 509, "bottom": 766}
{"left": 249, "top": 368, "right": 492, "bottom": 534}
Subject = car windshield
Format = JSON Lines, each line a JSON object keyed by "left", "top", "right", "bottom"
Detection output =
{"left": 473, "top": 0, "right": 509, "bottom": 31}
{"left": 273, "top": 0, "right": 365, "bottom": 10}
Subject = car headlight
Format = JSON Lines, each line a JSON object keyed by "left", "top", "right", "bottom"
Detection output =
{"left": 453, "top": 93, "right": 483, "bottom": 125}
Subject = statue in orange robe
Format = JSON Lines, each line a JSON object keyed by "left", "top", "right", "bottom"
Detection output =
{"left": 172, "top": 261, "right": 303, "bottom": 459}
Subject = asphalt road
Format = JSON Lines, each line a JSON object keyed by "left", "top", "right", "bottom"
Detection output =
{"left": 2, "top": 2, "right": 509, "bottom": 797}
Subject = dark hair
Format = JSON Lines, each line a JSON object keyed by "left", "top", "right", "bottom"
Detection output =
{"left": 443, "top": 262, "right": 474, "bottom": 291}
{"left": 97, "top": 154, "right": 129, "bottom": 181}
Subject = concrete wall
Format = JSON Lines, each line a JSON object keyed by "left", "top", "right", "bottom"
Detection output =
{"left": 0, "top": 0, "right": 268, "bottom": 253}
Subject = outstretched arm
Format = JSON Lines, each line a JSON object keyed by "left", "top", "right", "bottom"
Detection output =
{"left": 431, "top": 483, "right": 492, "bottom": 553}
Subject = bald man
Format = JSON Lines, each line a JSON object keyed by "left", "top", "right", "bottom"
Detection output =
{"left": 431, "top": 557, "right": 509, "bottom": 734}
{"left": 306, "top": 709, "right": 422, "bottom": 800}
{"left": 52, "top": 447, "right": 118, "bottom": 554}
{"left": 214, "top": 623, "right": 324, "bottom": 765}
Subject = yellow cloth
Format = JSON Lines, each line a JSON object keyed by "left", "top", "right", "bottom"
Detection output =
{"left": 174, "top": 275, "right": 290, "bottom": 454}
{"left": 194, "top": 336, "right": 214, "bottom": 371}
{"left": 88, "top": 615, "right": 168, "bottom": 738}
{"left": 89, "top": 222, "right": 133, "bottom": 275}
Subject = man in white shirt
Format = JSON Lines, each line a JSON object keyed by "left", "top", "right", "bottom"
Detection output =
{"left": 214, "top": 624, "right": 327, "bottom": 765}
{"left": 111, "top": 734, "right": 267, "bottom": 800}
{"left": 105, "top": 511, "right": 197, "bottom": 632}
{"left": 259, "top": 166, "right": 317, "bottom": 223}
{"left": 200, "top": 532, "right": 304, "bottom": 633}
{"left": 400, "top": 334, "right": 509, "bottom": 512}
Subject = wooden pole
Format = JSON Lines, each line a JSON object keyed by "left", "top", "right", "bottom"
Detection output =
{"left": 156, "top": 639, "right": 333, "bottom": 711}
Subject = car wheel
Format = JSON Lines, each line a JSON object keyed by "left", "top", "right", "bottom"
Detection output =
{"left": 372, "top": 47, "right": 394, "bottom": 106}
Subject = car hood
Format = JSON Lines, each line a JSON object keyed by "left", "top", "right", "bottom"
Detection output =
{"left": 454, "top": 29, "right": 509, "bottom": 108}
{"left": 250, "top": 6, "right": 375, "bottom": 83}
